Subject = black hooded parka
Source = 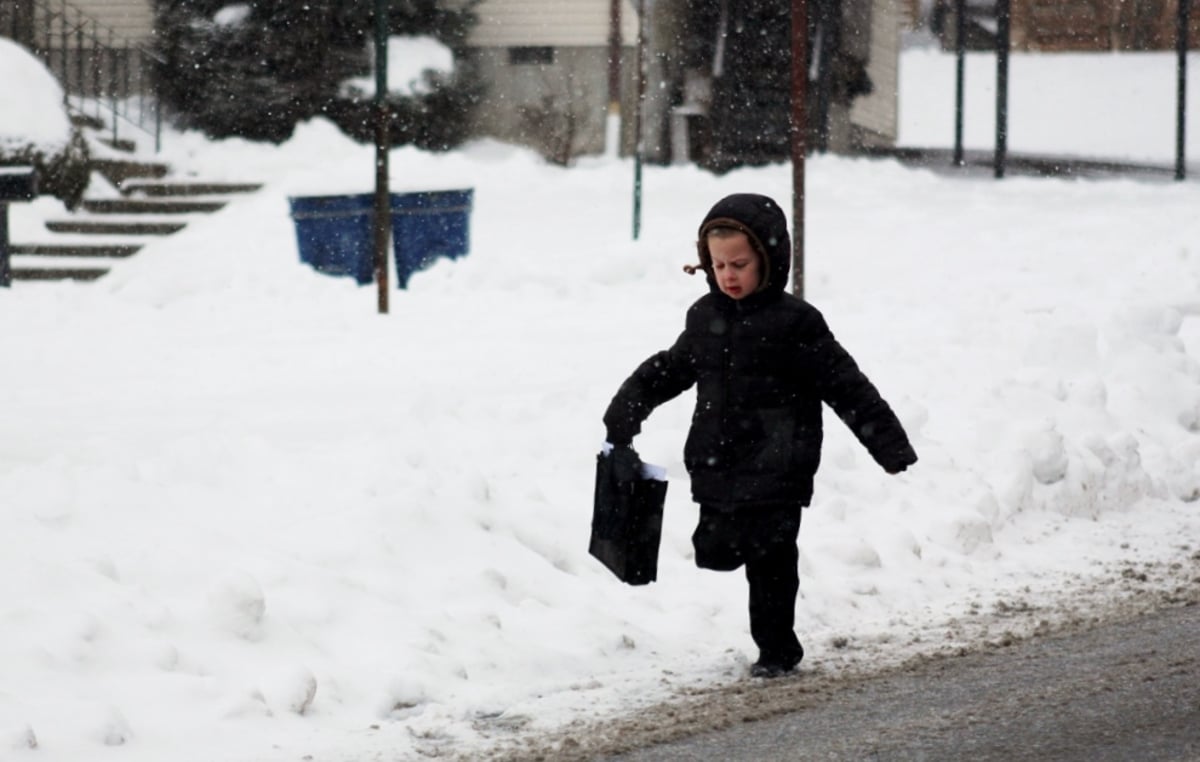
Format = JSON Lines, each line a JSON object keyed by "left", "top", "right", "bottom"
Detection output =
{"left": 604, "top": 193, "right": 917, "bottom": 509}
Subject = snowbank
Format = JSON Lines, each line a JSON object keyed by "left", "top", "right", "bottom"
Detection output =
{"left": 0, "top": 44, "right": 1198, "bottom": 761}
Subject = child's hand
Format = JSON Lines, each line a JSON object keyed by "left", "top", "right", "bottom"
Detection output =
{"left": 884, "top": 452, "right": 917, "bottom": 474}
{"left": 608, "top": 444, "right": 644, "bottom": 484}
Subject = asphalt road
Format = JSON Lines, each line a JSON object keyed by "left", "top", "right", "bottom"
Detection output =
{"left": 609, "top": 602, "right": 1200, "bottom": 761}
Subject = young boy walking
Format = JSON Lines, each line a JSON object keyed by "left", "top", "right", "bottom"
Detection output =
{"left": 603, "top": 193, "right": 917, "bottom": 678}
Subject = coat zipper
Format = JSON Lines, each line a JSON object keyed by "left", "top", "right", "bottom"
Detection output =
{"left": 719, "top": 310, "right": 736, "bottom": 502}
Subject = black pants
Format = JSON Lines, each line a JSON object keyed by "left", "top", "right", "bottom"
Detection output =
{"left": 745, "top": 537, "right": 803, "bottom": 663}
{"left": 692, "top": 502, "right": 804, "bottom": 664}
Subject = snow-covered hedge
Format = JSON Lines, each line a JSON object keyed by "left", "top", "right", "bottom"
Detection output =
{"left": 327, "top": 36, "right": 480, "bottom": 152}
{"left": 0, "top": 38, "right": 90, "bottom": 208}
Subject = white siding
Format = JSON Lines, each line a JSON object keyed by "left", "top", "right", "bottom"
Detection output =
{"left": 62, "top": 0, "right": 643, "bottom": 52}
{"left": 469, "top": 0, "right": 639, "bottom": 47}
{"left": 70, "top": 0, "right": 155, "bottom": 46}
{"left": 850, "top": 0, "right": 900, "bottom": 142}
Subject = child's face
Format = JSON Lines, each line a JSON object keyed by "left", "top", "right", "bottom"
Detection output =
{"left": 708, "top": 232, "right": 762, "bottom": 300}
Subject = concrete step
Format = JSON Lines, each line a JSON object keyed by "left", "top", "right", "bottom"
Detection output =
{"left": 82, "top": 198, "right": 227, "bottom": 215}
{"left": 11, "top": 267, "right": 109, "bottom": 282}
{"left": 7, "top": 168, "right": 262, "bottom": 285}
{"left": 70, "top": 113, "right": 105, "bottom": 130}
{"left": 97, "top": 136, "right": 139, "bottom": 154}
{"left": 44, "top": 219, "right": 187, "bottom": 236}
{"left": 90, "top": 157, "right": 171, "bottom": 188}
{"left": 120, "top": 180, "right": 263, "bottom": 197}
{"left": 9, "top": 243, "right": 143, "bottom": 258}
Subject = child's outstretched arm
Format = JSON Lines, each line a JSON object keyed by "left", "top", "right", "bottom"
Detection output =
{"left": 804, "top": 317, "right": 917, "bottom": 475}
{"left": 603, "top": 334, "right": 696, "bottom": 447}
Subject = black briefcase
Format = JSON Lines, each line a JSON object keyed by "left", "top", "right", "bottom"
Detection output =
{"left": 589, "top": 451, "right": 667, "bottom": 585}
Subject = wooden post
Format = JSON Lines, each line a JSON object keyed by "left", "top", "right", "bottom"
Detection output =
{"left": 791, "top": 0, "right": 808, "bottom": 298}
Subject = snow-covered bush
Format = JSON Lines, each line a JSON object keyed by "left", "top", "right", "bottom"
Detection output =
{"left": 151, "top": 0, "right": 482, "bottom": 148}
{"left": 326, "top": 35, "right": 483, "bottom": 152}
{"left": 0, "top": 38, "right": 89, "bottom": 208}
{"left": 152, "top": 0, "right": 373, "bottom": 142}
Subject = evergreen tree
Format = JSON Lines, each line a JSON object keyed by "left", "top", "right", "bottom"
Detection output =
{"left": 325, "top": 0, "right": 485, "bottom": 152}
{"left": 702, "top": 0, "right": 793, "bottom": 172}
{"left": 684, "top": 0, "right": 873, "bottom": 173}
{"left": 386, "top": 0, "right": 477, "bottom": 48}
{"left": 152, "top": 0, "right": 481, "bottom": 147}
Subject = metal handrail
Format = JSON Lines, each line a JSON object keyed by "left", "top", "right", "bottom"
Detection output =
{"left": 6, "top": 0, "right": 164, "bottom": 152}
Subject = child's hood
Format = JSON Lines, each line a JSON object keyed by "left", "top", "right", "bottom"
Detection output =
{"left": 694, "top": 193, "right": 792, "bottom": 299}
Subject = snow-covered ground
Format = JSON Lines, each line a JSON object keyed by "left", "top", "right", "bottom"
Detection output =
{"left": 2, "top": 41, "right": 1199, "bottom": 761}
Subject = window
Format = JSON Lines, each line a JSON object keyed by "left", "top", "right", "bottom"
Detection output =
{"left": 508, "top": 46, "right": 555, "bottom": 66}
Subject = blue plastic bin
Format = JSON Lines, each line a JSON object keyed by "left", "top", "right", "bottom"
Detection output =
{"left": 288, "top": 193, "right": 375, "bottom": 285}
{"left": 288, "top": 189, "right": 473, "bottom": 288}
{"left": 390, "top": 189, "right": 473, "bottom": 289}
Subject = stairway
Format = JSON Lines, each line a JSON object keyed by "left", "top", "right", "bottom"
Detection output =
{"left": 8, "top": 134, "right": 261, "bottom": 283}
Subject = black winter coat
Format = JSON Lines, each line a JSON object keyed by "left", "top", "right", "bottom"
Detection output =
{"left": 604, "top": 194, "right": 917, "bottom": 508}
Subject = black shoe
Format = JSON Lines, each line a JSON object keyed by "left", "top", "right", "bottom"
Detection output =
{"left": 750, "top": 654, "right": 801, "bottom": 679}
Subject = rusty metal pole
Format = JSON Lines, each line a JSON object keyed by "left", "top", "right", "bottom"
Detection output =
{"left": 608, "top": 0, "right": 623, "bottom": 108}
{"left": 1176, "top": 0, "right": 1189, "bottom": 181}
{"left": 791, "top": 0, "right": 808, "bottom": 298}
{"left": 373, "top": 0, "right": 390, "bottom": 313}
{"left": 633, "top": 0, "right": 646, "bottom": 240}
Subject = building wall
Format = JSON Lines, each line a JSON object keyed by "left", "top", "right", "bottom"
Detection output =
{"left": 35, "top": 0, "right": 649, "bottom": 51}
{"left": 1012, "top": 0, "right": 1200, "bottom": 51}
{"left": 849, "top": 0, "right": 902, "bottom": 146}
{"left": 1, "top": 0, "right": 154, "bottom": 50}
{"left": 935, "top": 0, "right": 1200, "bottom": 50}
{"left": 2, "top": 0, "right": 155, "bottom": 96}
{"left": 68, "top": 0, "right": 155, "bottom": 46}
{"left": 465, "top": 0, "right": 641, "bottom": 160}
{"left": 629, "top": 0, "right": 905, "bottom": 163}
{"left": 641, "top": 0, "right": 688, "bottom": 163}
{"left": 469, "top": 0, "right": 638, "bottom": 47}
{"left": 465, "top": 45, "right": 635, "bottom": 159}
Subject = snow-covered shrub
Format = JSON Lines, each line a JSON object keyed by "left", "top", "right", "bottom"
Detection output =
{"left": 0, "top": 38, "right": 90, "bottom": 209}
{"left": 152, "top": 0, "right": 372, "bottom": 142}
{"left": 327, "top": 35, "right": 484, "bottom": 152}
{"left": 151, "top": 0, "right": 482, "bottom": 148}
